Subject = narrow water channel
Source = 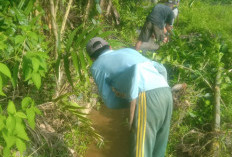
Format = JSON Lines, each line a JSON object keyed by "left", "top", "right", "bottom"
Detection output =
{"left": 85, "top": 105, "right": 130, "bottom": 157}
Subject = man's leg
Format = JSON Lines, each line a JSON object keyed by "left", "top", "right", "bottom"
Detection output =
{"left": 153, "top": 25, "right": 165, "bottom": 44}
{"left": 152, "top": 88, "right": 173, "bottom": 157}
{"left": 135, "top": 41, "right": 142, "bottom": 51}
{"left": 135, "top": 21, "right": 152, "bottom": 51}
{"left": 130, "top": 92, "right": 153, "bottom": 157}
{"left": 130, "top": 88, "right": 173, "bottom": 157}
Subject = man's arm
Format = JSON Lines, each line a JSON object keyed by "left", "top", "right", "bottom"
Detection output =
{"left": 129, "top": 99, "right": 136, "bottom": 131}
{"left": 165, "top": 24, "right": 173, "bottom": 33}
{"left": 91, "top": 68, "right": 130, "bottom": 109}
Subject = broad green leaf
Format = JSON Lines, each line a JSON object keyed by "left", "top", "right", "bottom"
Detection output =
{"left": 0, "top": 115, "right": 6, "bottom": 131}
{"left": 16, "top": 112, "right": 27, "bottom": 119}
{"left": 33, "top": 106, "right": 42, "bottom": 115}
{"left": 6, "top": 115, "right": 16, "bottom": 134}
{"left": 79, "top": 51, "right": 90, "bottom": 84}
{"left": 15, "top": 35, "right": 25, "bottom": 44}
{"left": 189, "top": 0, "right": 195, "bottom": 8}
{"left": 37, "top": 57, "right": 47, "bottom": 70}
{"left": 0, "top": 63, "right": 12, "bottom": 78}
{"left": 24, "top": 0, "right": 34, "bottom": 15}
{"left": 99, "top": 31, "right": 115, "bottom": 38}
{"left": 39, "top": 70, "right": 45, "bottom": 77}
{"left": 75, "top": 27, "right": 90, "bottom": 48}
{"left": 30, "top": 14, "right": 41, "bottom": 26}
{"left": 189, "top": 112, "right": 196, "bottom": 118}
{"left": 11, "top": 61, "right": 20, "bottom": 88}
{"left": 74, "top": 52, "right": 83, "bottom": 81}
{"left": 69, "top": 101, "right": 82, "bottom": 108}
{"left": 0, "top": 40, "right": 7, "bottom": 50}
{"left": 16, "top": 138, "right": 26, "bottom": 154}
{"left": 83, "top": 26, "right": 102, "bottom": 46}
{"left": 21, "top": 97, "right": 33, "bottom": 110}
{"left": 32, "top": 72, "right": 41, "bottom": 89}
{"left": 167, "top": 55, "right": 171, "bottom": 62}
{"left": 7, "top": 101, "right": 16, "bottom": 115}
{"left": 15, "top": 8, "right": 28, "bottom": 25}
{"left": 15, "top": 121, "right": 30, "bottom": 141}
{"left": 18, "top": 0, "right": 26, "bottom": 9}
{"left": 0, "top": 76, "right": 6, "bottom": 96}
{"left": 66, "top": 25, "right": 83, "bottom": 52}
{"left": 28, "top": 31, "right": 38, "bottom": 41}
{"left": 64, "top": 54, "right": 74, "bottom": 88}
{"left": 24, "top": 67, "right": 32, "bottom": 81}
{"left": 71, "top": 51, "right": 80, "bottom": 75}
{"left": 32, "top": 57, "right": 40, "bottom": 72}
{"left": 3, "top": 147, "right": 11, "bottom": 157}
{"left": 26, "top": 107, "right": 35, "bottom": 129}
{"left": 2, "top": 130, "right": 16, "bottom": 148}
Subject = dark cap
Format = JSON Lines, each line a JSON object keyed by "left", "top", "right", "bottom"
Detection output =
{"left": 86, "top": 37, "right": 109, "bottom": 57}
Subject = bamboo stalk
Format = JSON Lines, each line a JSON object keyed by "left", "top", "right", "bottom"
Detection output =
{"left": 60, "top": 0, "right": 73, "bottom": 37}
{"left": 54, "top": 0, "right": 59, "bottom": 16}
{"left": 84, "top": 0, "right": 91, "bottom": 25}
{"left": 214, "top": 67, "right": 221, "bottom": 131}
{"left": 106, "top": 0, "right": 112, "bottom": 16}
{"left": 49, "top": 0, "right": 58, "bottom": 59}
{"left": 211, "top": 66, "right": 222, "bottom": 157}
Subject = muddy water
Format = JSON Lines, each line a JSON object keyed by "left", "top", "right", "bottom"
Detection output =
{"left": 85, "top": 105, "right": 130, "bottom": 157}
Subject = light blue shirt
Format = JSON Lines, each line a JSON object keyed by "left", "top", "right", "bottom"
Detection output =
{"left": 91, "top": 48, "right": 169, "bottom": 109}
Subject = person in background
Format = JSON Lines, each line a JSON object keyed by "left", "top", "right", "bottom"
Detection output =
{"left": 167, "top": 0, "right": 180, "bottom": 24}
{"left": 86, "top": 37, "right": 173, "bottom": 157}
{"left": 135, "top": 1, "right": 179, "bottom": 50}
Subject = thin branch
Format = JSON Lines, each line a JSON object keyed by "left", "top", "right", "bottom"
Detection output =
{"left": 100, "top": 0, "right": 105, "bottom": 8}
{"left": 106, "top": 0, "right": 112, "bottom": 16}
{"left": 173, "top": 63, "right": 213, "bottom": 90}
{"left": 54, "top": 0, "right": 59, "bottom": 16}
{"left": 60, "top": 0, "right": 73, "bottom": 37}
{"left": 84, "top": 0, "right": 91, "bottom": 25}
{"left": 49, "top": 0, "right": 58, "bottom": 43}
{"left": 214, "top": 67, "right": 222, "bottom": 132}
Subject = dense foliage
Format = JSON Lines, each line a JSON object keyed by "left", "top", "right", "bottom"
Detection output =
{"left": 0, "top": 0, "right": 231, "bottom": 156}
{"left": 113, "top": 0, "right": 232, "bottom": 156}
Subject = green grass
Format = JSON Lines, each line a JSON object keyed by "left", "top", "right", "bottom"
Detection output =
{"left": 178, "top": 1, "right": 232, "bottom": 43}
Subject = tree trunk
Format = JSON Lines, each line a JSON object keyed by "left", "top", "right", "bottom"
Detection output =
{"left": 84, "top": 0, "right": 92, "bottom": 25}
{"left": 49, "top": 0, "right": 58, "bottom": 59}
{"left": 61, "top": 0, "right": 73, "bottom": 37}
{"left": 99, "top": 0, "right": 120, "bottom": 25}
{"left": 49, "top": 0, "right": 73, "bottom": 98}
{"left": 211, "top": 66, "right": 222, "bottom": 157}
{"left": 214, "top": 69, "right": 221, "bottom": 132}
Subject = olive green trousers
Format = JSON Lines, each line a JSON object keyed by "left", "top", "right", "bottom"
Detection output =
{"left": 130, "top": 87, "right": 173, "bottom": 157}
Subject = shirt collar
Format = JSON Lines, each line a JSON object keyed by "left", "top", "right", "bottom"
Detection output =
{"left": 99, "top": 49, "right": 114, "bottom": 57}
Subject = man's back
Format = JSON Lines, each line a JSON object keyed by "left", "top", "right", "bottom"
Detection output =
{"left": 91, "top": 48, "right": 169, "bottom": 108}
{"left": 147, "top": 4, "right": 174, "bottom": 28}
{"left": 92, "top": 48, "right": 150, "bottom": 77}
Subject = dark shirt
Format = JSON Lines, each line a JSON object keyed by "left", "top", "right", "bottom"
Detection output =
{"left": 147, "top": 4, "right": 174, "bottom": 29}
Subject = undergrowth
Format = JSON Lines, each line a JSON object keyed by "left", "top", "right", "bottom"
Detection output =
{"left": 115, "top": 0, "right": 232, "bottom": 156}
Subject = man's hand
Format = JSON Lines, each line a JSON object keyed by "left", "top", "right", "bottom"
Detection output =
{"left": 163, "top": 37, "right": 169, "bottom": 43}
{"left": 165, "top": 24, "right": 173, "bottom": 33}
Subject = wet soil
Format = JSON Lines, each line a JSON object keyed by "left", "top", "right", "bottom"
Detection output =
{"left": 85, "top": 105, "right": 130, "bottom": 157}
